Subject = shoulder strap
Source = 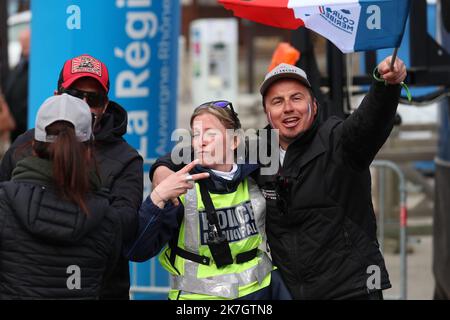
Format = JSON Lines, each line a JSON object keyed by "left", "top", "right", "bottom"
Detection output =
{"left": 168, "top": 197, "right": 184, "bottom": 274}
{"left": 169, "top": 184, "right": 259, "bottom": 268}
{"left": 198, "top": 181, "right": 220, "bottom": 227}
{"left": 198, "top": 181, "right": 233, "bottom": 268}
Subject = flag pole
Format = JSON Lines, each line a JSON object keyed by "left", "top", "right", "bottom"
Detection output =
{"left": 389, "top": 46, "right": 411, "bottom": 102}
{"left": 390, "top": 47, "right": 399, "bottom": 71}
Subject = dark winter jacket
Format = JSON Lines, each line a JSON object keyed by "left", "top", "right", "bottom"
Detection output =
{"left": 0, "top": 101, "right": 143, "bottom": 299}
{"left": 0, "top": 157, "right": 121, "bottom": 299}
{"left": 255, "top": 81, "right": 401, "bottom": 299}
{"left": 150, "top": 81, "right": 401, "bottom": 299}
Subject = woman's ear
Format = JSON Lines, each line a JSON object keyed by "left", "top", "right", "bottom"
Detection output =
{"left": 231, "top": 133, "right": 241, "bottom": 151}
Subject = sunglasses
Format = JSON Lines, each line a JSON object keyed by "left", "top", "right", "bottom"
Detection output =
{"left": 196, "top": 100, "right": 240, "bottom": 125}
{"left": 198, "top": 99, "right": 235, "bottom": 110}
{"left": 62, "top": 88, "right": 107, "bottom": 109}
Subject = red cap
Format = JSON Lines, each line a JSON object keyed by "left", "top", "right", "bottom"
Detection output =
{"left": 58, "top": 54, "right": 110, "bottom": 93}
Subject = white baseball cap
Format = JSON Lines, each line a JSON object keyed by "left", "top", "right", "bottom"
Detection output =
{"left": 260, "top": 63, "right": 312, "bottom": 96}
{"left": 35, "top": 94, "right": 92, "bottom": 143}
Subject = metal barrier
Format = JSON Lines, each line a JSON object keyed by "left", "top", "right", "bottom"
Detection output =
{"left": 371, "top": 160, "right": 408, "bottom": 300}
{"left": 129, "top": 160, "right": 408, "bottom": 300}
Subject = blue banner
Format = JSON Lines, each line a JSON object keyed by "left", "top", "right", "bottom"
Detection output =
{"left": 30, "top": 0, "right": 180, "bottom": 299}
{"left": 30, "top": 0, "right": 180, "bottom": 175}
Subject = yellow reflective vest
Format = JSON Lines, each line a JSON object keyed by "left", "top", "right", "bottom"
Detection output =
{"left": 159, "top": 177, "right": 273, "bottom": 300}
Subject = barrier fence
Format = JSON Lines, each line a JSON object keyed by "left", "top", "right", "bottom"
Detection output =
{"left": 372, "top": 160, "right": 408, "bottom": 300}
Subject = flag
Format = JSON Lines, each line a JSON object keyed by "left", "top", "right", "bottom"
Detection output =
{"left": 218, "top": 0, "right": 411, "bottom": 53}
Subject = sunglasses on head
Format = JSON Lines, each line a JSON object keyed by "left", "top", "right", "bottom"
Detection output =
{"left": 197, "top": 100, "right": 240, "bottom": 122}
{"left": 197, "top": 100, "right": 235, "bottom": 112}
{"left": 61, "top": 88, "right": 107, "bottom": 109}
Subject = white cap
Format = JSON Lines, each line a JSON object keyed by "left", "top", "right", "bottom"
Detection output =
{"left": 35, "top": 94, "right": 92, "bottom": 143}
{"left": 260, "top": 63, "right": 312, "bottom": 96}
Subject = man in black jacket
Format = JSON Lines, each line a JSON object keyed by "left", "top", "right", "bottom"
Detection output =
{"left": 151, "top": 55, "right": 407, "bottom": 300}
{"left": 252, "top": 56, "right": 406, "bottom": 300}
{"left": 0, "top": 54, "right": 143, "bottom": 300}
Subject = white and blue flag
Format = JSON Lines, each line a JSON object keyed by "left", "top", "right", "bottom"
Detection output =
{"left": 220, "top": 0, "right": 411, "bottom": 53}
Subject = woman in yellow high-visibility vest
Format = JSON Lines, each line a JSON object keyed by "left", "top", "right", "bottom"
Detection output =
{"left": 127, "top": 100, "right": 291, "bottom": 300}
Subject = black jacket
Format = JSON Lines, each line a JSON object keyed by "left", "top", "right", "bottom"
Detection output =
{"left": 150, "top": 81, "right": 400, "bottom": 299}
{"left": 0, "top": 157, "right": 121, "bottom": 299}
{"left": 0, "top": 101, "right": 143, "bottom": 299}
{"left": 253, "top": 81, "right": 400, "bottom": 299}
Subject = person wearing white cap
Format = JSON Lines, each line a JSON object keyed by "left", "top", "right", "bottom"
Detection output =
{"left": 248, "top": 56, "right": 406, "bottom": 300}
{"left": 0, "top": 54, "right": 143, "bottom": 299}
{"left": 151, "top": 55, "right": 407, "bottom": 300}
{"left": 0, "top": 94, "right": 121, "bottom": 299}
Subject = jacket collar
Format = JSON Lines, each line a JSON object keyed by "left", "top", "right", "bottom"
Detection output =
{"left": 12, "top": 156, "right": 102, "bottom": 190}
{"left": 265, "top": 115, "right": 326, "bottom": 177}
{"left": 192, "top": 163, "right": 259, "bottom": 194}
{"left": 284, "top": 131, "right": 326, "bottom": 178}
{"left": 94, "top": 100, "right": 128, "bottom": 143}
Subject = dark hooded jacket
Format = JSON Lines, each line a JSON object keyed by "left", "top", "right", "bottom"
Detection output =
{"left": 0, "top": 101, "right": 143, "bottom": 299}
{"left": 0, "top": 157, "right": 121, "bottom": 299}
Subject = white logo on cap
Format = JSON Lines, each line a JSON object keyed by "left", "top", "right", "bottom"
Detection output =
{"left": 71, "top": 56, "right": 102, "bottom": 77}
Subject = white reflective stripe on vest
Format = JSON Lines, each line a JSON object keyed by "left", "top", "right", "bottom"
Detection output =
{"left": 180, "top": 183, "right": 201, "bottom": 295}
{"left": 172, "top": 178, "right": 272, "bottom": 299}
{"left": 171, "top": 252, "right": 273, "bottom": 299}
{"left": 248, "top": 177, "right": 271, "bottom": 259}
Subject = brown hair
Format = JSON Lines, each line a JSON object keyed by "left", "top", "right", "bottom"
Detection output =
{"left": 190, "top": 104, "right": 243, "bottom": 161}
{"left": 190, "top": 105, "right": 241, "bottom": 130}
{"left": 33, "top": 121, "right": 93, "bottom": 214}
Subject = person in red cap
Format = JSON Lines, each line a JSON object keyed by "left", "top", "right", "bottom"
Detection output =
{"left": 0, "top": 54, "right": 143, "bottom": 300}
{"left": 56, "top": 54, "right": 110, "bottom": 131}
